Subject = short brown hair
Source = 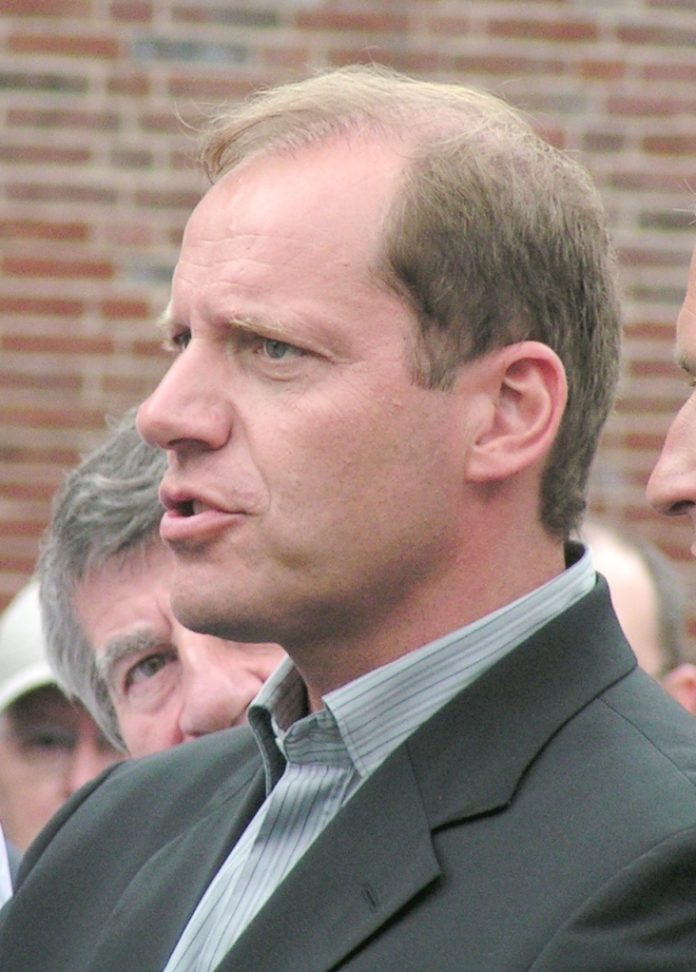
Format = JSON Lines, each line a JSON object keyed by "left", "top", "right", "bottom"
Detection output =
{"left": 198, "top": 64, "right": 621, "bottom": 537}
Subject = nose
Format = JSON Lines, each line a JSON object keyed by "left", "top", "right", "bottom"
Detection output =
{"left": 137, "top": 343, "right": 230, "bottom": 453}
{"left": 177, "top": 644, "right": 262, "bottom": 741}
{"left": 647, "top": 410, "right": 696, "bottom": 519}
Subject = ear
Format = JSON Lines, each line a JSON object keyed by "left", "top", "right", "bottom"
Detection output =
{"left": 464, "top": 341, "right": 567, "bottom": 484}
{"left": 662, "top": 664, "right": 696, "bottom": 716}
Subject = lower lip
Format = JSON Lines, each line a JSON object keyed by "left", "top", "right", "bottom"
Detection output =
{"left": 159, "top": 508, "right": 244, "bottom": 544}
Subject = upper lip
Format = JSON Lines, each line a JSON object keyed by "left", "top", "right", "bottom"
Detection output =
{"left": 159, "top": 482, "right": 227, "bottom": 517}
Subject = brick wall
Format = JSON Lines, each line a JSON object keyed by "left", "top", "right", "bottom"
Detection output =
{"left": 2, "top": 0, "right": 696, "bottom": 641}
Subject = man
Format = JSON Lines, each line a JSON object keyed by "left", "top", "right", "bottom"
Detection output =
{"left": 38, "top": 408, "right": 285, "bottom": 756}
{"left": 0, "top": 581, "right": 121, "bottom": 860}
{"left": 3, "top": 65, "right": 696, "bottom": 970}
{"left": 648, "top": 243, "right": 696, "bottom": 583}
{"left": 582, "top": 518, "right": 696, "bottom": 712}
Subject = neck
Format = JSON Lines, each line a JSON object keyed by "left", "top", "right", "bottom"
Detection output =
{"left": 291, "top": 529, "right": 567, "bottom": 711}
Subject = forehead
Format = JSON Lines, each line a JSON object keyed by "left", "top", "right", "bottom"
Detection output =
{"left": 179, "top": 138, "right": 406, "bottom": 281}
{"left": 73, "top": 544, "right": 175, "bottom": 640}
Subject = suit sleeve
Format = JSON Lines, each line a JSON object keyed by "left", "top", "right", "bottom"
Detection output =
{"left": 530, "top": 825, "right": 696, "bottom": 971}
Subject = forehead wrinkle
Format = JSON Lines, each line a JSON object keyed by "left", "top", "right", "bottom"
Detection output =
{"left": 97, "top": 630, "right": 159, "bottom": 687}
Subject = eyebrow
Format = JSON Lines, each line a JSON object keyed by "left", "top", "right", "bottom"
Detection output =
{"left": 96, "top": 631, "right": 159, "bottom": 690}
{"left": 156, "top": 301, "right": 295, "bottom": 342}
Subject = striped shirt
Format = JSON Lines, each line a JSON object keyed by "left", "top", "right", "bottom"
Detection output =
{"left": 163, "top": 543, "right": 594, "bottom": 971}
{"left": 0, "top": 825, "right": 11, "bottom": 906}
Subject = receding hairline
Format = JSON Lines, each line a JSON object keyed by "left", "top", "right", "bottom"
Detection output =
{"left": 197, "top": 64, "right": 535, "bottom": 183}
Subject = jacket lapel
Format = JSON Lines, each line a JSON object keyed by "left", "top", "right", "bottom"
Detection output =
{"left": 217, "top": 579, "right": 635, "bottom": 972}
{"left": 87, "top": 762, "right": 266, "bottom": 972}
{"left": 216, "top": 742, "right": 440, "bottom": 972}
{"left": 410, "top": 577, "right": 635, "bottom": 828}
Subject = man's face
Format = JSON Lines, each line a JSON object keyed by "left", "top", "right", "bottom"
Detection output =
{"left": 0, "top": 686, "right": 120, "bottom": 851}
{"left": 137, "top": 139, "right": 487, "bottom": 673}
{"left": 648, "top": 245, "right": 696, "bottom": 547}
{"left": 72, "top": 542, "right": 285, "bottom": 757}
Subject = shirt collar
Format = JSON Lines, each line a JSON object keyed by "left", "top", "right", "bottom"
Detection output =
{"left": 249, "top": 541, "right": 594, "bottom": 786}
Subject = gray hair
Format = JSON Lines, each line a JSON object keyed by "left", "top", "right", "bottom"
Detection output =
{"left": 38, "top": 407, "right": 165, "bottom": 748}
{"left": 198, "top": 64, "right": 621, "bottom": 537}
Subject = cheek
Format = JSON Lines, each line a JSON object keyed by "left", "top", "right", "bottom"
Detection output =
{"left": 120, "top": 699, "right": 182, "bottom": 758}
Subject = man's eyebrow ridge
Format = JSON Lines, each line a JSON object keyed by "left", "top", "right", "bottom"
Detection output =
{"left": 96, "top": 630, "right": 159, "bottom": 687}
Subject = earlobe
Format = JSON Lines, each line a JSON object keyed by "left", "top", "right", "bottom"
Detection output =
{"left": 465, "top": 342, "right": 567, "bottom": 484}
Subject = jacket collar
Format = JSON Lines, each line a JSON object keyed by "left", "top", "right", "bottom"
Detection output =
{"left": 216, "top": 578, "right": 634, "bottom": 972}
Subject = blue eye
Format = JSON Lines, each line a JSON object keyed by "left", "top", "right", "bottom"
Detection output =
{"left": 262, "top": 338, "right": 297, "bottom": 360}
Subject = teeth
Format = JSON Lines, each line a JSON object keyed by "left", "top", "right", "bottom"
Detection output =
{"left": 191, "top": 500, "right": 208, "bottom": 515}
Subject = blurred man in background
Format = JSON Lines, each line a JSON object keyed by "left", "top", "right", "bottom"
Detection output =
{"left": 38, "top": 408, "right": 285, "bottom": 756}
{"left": 0, "top": 581, "right": 121, "bottom": 865}
{"left": 583, "top": 519, "right": 696, "bottom": 713}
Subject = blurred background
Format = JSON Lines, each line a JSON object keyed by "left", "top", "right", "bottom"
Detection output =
{"left": 1, "top": 0, "right": 695, "bottom": 644}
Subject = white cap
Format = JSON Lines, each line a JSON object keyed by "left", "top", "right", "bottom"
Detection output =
{"left": 0, "top": 580, "right": 55, "bottom": 715}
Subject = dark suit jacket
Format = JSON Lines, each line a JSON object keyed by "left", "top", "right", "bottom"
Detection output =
{"left": 2, "top": 579, "right": 696, "bottom": 970}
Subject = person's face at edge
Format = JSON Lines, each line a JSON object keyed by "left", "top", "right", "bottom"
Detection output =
{"left": 648, "top": 245, "right": 696, "bottom": 549}
{"left": 0, "top": 686, "right": 121, "bottom": 851}
{"left": 136, "top": 140, "right": 491, "bottom": 681}
{"left": 72, "top": 542, "right": 286, "bottom": 757}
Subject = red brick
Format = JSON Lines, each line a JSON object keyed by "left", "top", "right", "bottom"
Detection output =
{"left": 451, "top": 54, "right": 565, "bottom": 75}
{"left": 608, "top": 95, "right": 696, "bottom": 117}
{"left": 8, "top": 32, "right": 120, "bottom": 59}
{"left": 488, "top": 18, "right": 598, "bottom": 42}
{"left": 0, "top": 219, "right": 89, "bottom": 241}
{"left": 110, "top": 0, "right": 153, "bottom": 22}
{"left": 2, "top": 257, "right": 114, "bottom": 279}
{"left": 0, "top": 295, "right": 84, "bottom": 317}
{"left": 642, "top": 135, "right": 696, "bottom": 155}
{"left": 102, "top": 373, "right": 161, "bottom": 395}
{"left": 167, "top": 74, "right": 251, "bottom": 100}
{"left": 137, "top": 111, "right": 187, "bottom": 135}
{"left": 607, "top": 169, "right": 693, "bottom": 191}
{"left": 0, "top": 480, "right": 61, "bottom": 502}
{"left": 0, "top": 144, "right": 91, "bottom": 165}
{"left": 295, "top": 10, "right": 408, "bottom": 32}
{"left": 134, "top": 188, "right": 201, "bottom": 210}
{"left": 131, "top": 338, "right": 170, "bottom": 358}
{"left": 3, "top": 405, "right": 107, "bottom": 428}
{"left": 103, "top": 223, "right": 156, "bottom": 245}
{"left": 0, "top": 370, "right": 82, "bottom": 392}
{"left": 7, "top": 182, "right": 119, "bottom": 204}
{"left": 617, "top": 24, "right": 696, "bottom": 46}
{"left": 630, "top": 360, "right": 684, "bottom": 378}
{"left": 101, "top": 298, "right": 150, "bottom": 319}
{"left": 8, "top": 108, "right": 120, "bottom": 131}
{"left": 106, "top": 72, "right": 151, "bottom": 96}
{"left": 577, "top": 59, "right": 626, "bottom": 81}
{"left": 0, "top": 0, "right": 90, "bottom": 14}
{"left": 625, "top": 431, "right": 671, "bottom": 451}
{"left": 643, "top": 62, "right": 696, "bottom": 82}
{"left": 3, "top": 334, "right": 114, "bottom": 355}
